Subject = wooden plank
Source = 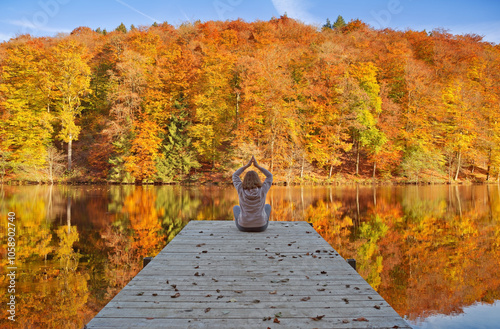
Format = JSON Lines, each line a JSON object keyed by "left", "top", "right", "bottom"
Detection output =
{"left": 86, "top": 220, "right": 410, "bottom": 329}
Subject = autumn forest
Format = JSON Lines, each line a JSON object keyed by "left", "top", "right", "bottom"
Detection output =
{"left": 1, "top": 16, "right": 500, "bottom": 184}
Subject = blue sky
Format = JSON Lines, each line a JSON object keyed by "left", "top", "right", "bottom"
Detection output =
{"left": 1, "top": 0, "right": 499, "bottom": 43}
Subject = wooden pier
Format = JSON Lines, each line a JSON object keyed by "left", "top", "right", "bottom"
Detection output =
{"left": 86, "top": 221, "right": 410, "bottom": 328}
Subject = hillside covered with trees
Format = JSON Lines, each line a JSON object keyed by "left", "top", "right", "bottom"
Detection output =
{"left": 1, "top": 16, "right": 499, "bottom": 184}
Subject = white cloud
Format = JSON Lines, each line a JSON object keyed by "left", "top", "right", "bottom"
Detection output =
{"left": 271, "top": 0, "right": 321, "bottom": 25}
{"left": 4, "top": 19, "right": 71, "bottom": 35}
{"left": 0, "top": 32, "right": 13, "bottom": 43}
{"left": 448, "top": 21, "right": 500, "bottom": 44}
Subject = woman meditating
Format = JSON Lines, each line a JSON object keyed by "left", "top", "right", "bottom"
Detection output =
{"left": 232, "top": 156, "right": 273, "bottom": 232}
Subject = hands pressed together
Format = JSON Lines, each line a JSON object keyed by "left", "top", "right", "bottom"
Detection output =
{"left": 246, "top": 156, "right": 259, "bottom": 168}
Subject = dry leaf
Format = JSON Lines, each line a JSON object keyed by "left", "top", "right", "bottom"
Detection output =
{"left": 374, "top": 305, "right": 381, "bottom": 309}
{"left": 171, "top": 292, "right": 180, "bottom": 298}
{"left": 311, "top": 315, "right": 325, "bottom": 321}
{"left": 353, "top": 317, "right": 369, "bottom": 322}
{"left": 269, "top": 290, "right": 277, "bottom": 294}
{"left": 273, "top": 318, "right": 280, "bottom": 323}
{"left": 204, "top": 308, "right": 211, "bottom": 313}
{"left": 301, "top": 297, "right": 311, "bottom": 301}
{"left": 146, "top": 317, "right": 154, "bottom": 320}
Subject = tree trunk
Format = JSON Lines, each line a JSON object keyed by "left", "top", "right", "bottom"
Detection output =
{"left": 454, "top": 150, "right": 461, "bottom": 181}
{"left": 67, "top": 196, "right": 71, "bottom": 234}
{"left": 300, "top": 154, "right": 305, "bottom": 179}
{"left": 372, "top": 161, "right": 377, "bottom": 179}
{"left": 270, "top": 138, "right": 275, "bottom": 172}
{"left": 486, "top": 165, "right": 490, "bottom": 181}
{"left": 355, "top": 142, "right": 360, "bottom": 176}
{"left": 329, "top": 163, "right": 334, "bottom": 179}
{"left": 67, "top": 134, "right": 73, "bottom": 171}
{"left": 235, "top": 92, "right": 240, "bottom": 128}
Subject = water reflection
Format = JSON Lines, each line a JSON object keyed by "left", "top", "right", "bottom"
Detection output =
{"left": 0, "top": 184, "right": 499, "bottom": 328}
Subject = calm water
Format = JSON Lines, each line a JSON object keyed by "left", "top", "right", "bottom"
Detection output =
{"left": 1, "top": 184, "right": 499, "bottom": 328}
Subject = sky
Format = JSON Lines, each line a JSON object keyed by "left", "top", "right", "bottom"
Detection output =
{"left": 0, "top": 0, "right": 499, "bottom": 44}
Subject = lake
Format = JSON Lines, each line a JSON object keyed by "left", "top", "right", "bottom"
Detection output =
{"left": 1, "top": 184, "right": 499, "bottom": 328}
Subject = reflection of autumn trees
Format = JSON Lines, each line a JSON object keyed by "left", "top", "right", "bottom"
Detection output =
{"left": 299, "top": 185, "right": 500, "bottom": 321}
{"left": 101, "top": 186, "right": 191, "bottom": 298}
{"left": 1, "top": 184, "right": 499, "bottom": 327}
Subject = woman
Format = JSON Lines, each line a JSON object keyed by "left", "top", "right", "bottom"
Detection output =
{"left": 232, "top": 156, "right": 273, "bottom": 232}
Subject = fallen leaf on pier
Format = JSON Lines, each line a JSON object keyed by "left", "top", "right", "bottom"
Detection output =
{"left": 234, "top": 290, "right": 243, "bottom": 293}
{"left": 273, "top": 318, "right": 280, "bottom": 323}
{"left": 136, "top": 292, "right": 144, "bottom": 296}
{"left": 269, "top": 290, "right": 277, "bottom": 294}
{"left": 196, "top": 243, "right": 205, "bottom": 247}
{"left": 152, "top": 293, "right": 158, "bottom": 296}
{"left": 342, "top": 298, "right": 349, "bottom": 304}
{"left": 374, "top": 305, "right": 381, "bottom": 309}
{"left": 205, "top": 294, "right": 212, "bottom": 297}
{"left": 275, "top": 312, "right": 282, "bottom": 318}
{"left": 342, "top": 319, "right": 349, "bottom": 323}
{"left": 204, "top": 308, "right": 211, "bottom": 313}
{"left": 353, "top": 317, "right": 369, "bottom": 322}
{"left": 310, "top": 315, "right": 325, "bottom": 321}
{"left": 301, "top": 297, "right": 311, "bottom": 301}
{"left": 171, "top": 293, "right": 181, "bottom": 298}
{"left": 146, "top": 317, "right": 155, "bottom": 320}
{"left": 321, "top": 271, "right": 327, "bottom": 274}
{"left": 263, "top": 316, "right": 272, "bottom": 321}
{"left": 317, "top": 288, "right": 325, "bottom": 291}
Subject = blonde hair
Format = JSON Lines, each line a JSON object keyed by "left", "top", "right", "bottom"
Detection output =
{"left": 242, "top": 170, "right": 263, "bottom": 190}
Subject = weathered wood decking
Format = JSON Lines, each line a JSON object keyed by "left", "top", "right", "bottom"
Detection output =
{"left": 86, "top": 221, "right": 410, "bottom": 329}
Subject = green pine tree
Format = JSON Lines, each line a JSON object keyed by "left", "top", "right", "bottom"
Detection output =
{"left": 333, "top": 15, "right": 346, "bottom": 29}
{"left": 322, "top": 18, "right": 332, "bottom": 30}
{"left": 155, "top": 112, "right": 200, "bottom": 183}
{"left": 115, "top": 22, "right": 127, "bottom": 33}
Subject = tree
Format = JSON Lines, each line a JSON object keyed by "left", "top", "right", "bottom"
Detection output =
{"left": 190, "top": 47, "right": 237, "bottom": 169}
{"left": 124, "top": 116, "right": 163, "bottom": 182}
{"left": 343, "top": 62, "right": 386, "bottom": 175}
{"left": 44, "top": 145, "right": 66, "bottom": 184}
{"left": 441, "top": 80, "right": 478, "bottom": 181}
{"left": 51, "top": 39, "right": 92, "bottom": 171}
{"left": 115, "top": 22, "right": 127, "bottom": 33}
{"left": 0, "top": 39, "right": 54, "bottom": 179}
{"left": 333, "top": 15, "right": 346, "bottom": 29}
{"left": 156, "top": 112, "right": 200, "bottom": 182}
{"left": 322, "top": 18, "right": 332, "bottom": 30}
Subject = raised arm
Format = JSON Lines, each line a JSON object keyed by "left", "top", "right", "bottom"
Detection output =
{"left": 232, "top": 157, "right": 253, "bottom": 188}
{"left": 253, "top": 157, "right": 273, "bottom": 186}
